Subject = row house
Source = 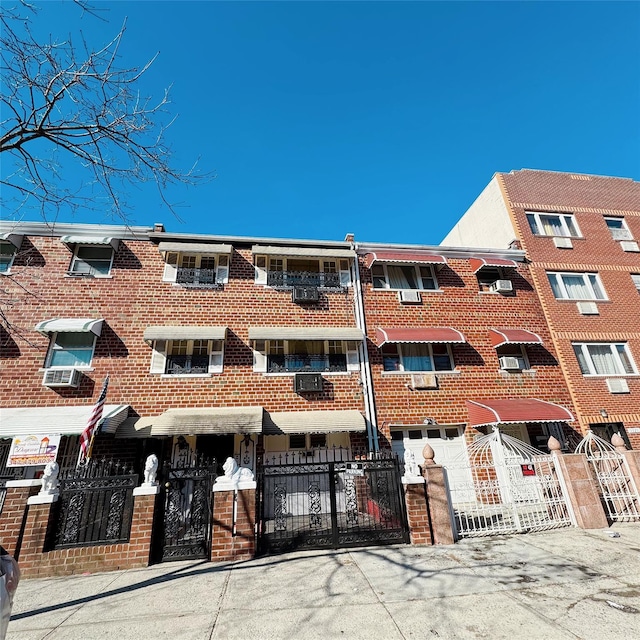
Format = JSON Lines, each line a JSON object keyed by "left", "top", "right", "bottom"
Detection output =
{"left": 443, "top": 170, "right": 640, "bottom": 449}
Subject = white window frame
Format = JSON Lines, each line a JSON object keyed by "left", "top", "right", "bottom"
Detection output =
{"left": 252, "top": 339, "right": 359, "bottom": 373}
{"left": 547, "top": 271, "right": 607, "bottom": 300}
{"left": 0, "top": 242, "right": 18, "bottom": 275}
{"left": 45, "top": 332, "right": 97, "bottom": 369}
{"left": 572, "top": 342, "right": 638, "bottom": 376}
{"left": 631, "top": 274, "right": 640, "bottom": 294}
{"left": 162, "top": 252, "right": 229, "bottom": 285}
{"left": 288, "top": 433, "right": 327, "bottom": 451}
{"left": 525, "top": 211, "right": 582, "bottom": 238}
{"left": 149, "top": 339, "right": 224, "bottom": 375}
{"left": 253, "top": 255, "right": 351, "bottom": 288}
{"left": 69, "top": 244, "right": 115, "bottom": 277}
{"left": 604, "top": 217, "right": 633, "bottom": 241}
{"left": 371, "top": 263, "right": 439, "bottom": 291}
{"left": 382, "top": 343, "right": 455, "bottom": 373}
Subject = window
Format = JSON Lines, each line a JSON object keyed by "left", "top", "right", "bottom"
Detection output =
{"left": 382, "top": 343, "right": 454, "bottom": 372}
{"left": 46, "top": 332, "right": 96, "bottom": 368}
{"left": 69, "top": 245, "right": 114, "bottom": 276}
{"left": 287, "top": 434, "right": 327, "bottom": 450}
{"left": 163, "top": 252, "right": 229, "bottom": 287}
{"left": 496, "top": 345, "right": 528, "bottom": 370}
{"left": 632, "top": 274, "right": 640, "bottom": 294}
{"left": 0, "top": 242, "right": 17, "bottom": 274}
{"left": 254, "top": 256, "right": 350, "bottom": 288}
{"left": 547, "top": 272, "right": 607, "bottom": 300}
{"left": 604, "top": 217, "right": 633, "bottom": 241}
{"left": 253, "top": 339, "right": 359, "bottom": 373}
{"left": 526, "top": 211, "right": 581, "bottom": 238}
{"left": 572, "top": 343, "right": 637, "bottom": 376}
{"left": 150, "top": 339, "right": 224, "bottom": 375}
{"left": 371, "top": 264, "right": 438, "bottom": 290}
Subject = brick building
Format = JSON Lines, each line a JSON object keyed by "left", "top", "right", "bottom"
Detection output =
{"left": 443, "top": 169, "right": 640, "bottom": 449}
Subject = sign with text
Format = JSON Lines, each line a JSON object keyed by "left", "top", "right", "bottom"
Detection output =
{"left": 7, "top": 434, "right": 61, "bottom": 467}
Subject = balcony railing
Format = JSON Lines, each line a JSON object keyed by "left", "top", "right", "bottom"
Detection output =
{"left": 176, "top": 267, "right": 220, "bottom": 288}
{"left": 267, "top": 270, "right": 342, "bottom": 289}
{"left": 267, "top": 354, "right": 347, "bottom": 373}
{"left": 166, "top": 354, "right": 210, "bottom": 375}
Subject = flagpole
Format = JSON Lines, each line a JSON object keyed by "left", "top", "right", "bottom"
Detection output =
{"left": 77, "top": 374, "right": 110, "bottom": 468}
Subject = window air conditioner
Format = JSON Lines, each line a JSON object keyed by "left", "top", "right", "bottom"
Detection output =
{"left": 398, "top": 290, "right": 422, "bottom": 303}
{"left": 292, "top": 286, "right": 319, "bottom": 303}
{"left": 43, "top": 368, "right": 81, "bottom": 388}
{"left": 499, "top": 356, "right": 523, "bottom": 370}
{"left": 410, "top": 374, "right": 438, "bottom": 390}
{"left": 489, "top": 280, "right": 513, "bottom": 293}
{"left": 294, "top": 373, "right": 323, "bottom": 393}
{"left": 620, "top": 241, "right": 640, "bottom": 253}
{"left": 553, "top": 237, "right": 573, "bottom": 249}
{"left": 576, "top": 301, "right": 599, "bottom": 315}
{"left": 606, "top": 378, "right": 629, "bottom": 394}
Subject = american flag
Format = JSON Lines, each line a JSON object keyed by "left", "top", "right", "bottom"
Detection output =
{"left": 79, "top": 376, "right": 109, "bottom": 459}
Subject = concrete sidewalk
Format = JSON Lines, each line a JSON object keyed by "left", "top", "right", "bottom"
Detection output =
{"left": 7, "top": 524, "right": 640, "bottom": 640}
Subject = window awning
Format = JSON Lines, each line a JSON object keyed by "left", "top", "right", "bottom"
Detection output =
{"left": 363, "top": 251, "right": 447, "bottom": 269}
{"left": 60, "top": 235, "right": 120, "bottom": 250}
{"left": 466, "top": 399, "right": 574, "bottom": 428}
{"left": 249, "top": 327, "right": 364, "bottom": 341}
{"left": 469, "top": 256, "right": 518, "bottom": 274}
{"left": 0, "top": 233, "right": 23, "bottom": 248}
{"left": 252, "top": 245, "right": 355, "bottom": 259}
{"left": 489, "top": 329, "right": 543, "bottom": 349}
{"left": 376, "top": 327, "right": 466, "bottom": 346}
{"left": 127, "top": 407, "right": 264, "bottom": 436}
{"left": 143, "top": 326, "right": 227, "bottom": 344}
{"left": 157, "top": 242, "right": 233, "bottom": 255}
{"left": 35, "top": 318, "right": 104, "bottom": 336}
{"left": 0, "top": 405, "right": 129, "bottom": 438}
{"left": 263, "top": 410, "right": 366, "bottom": 435}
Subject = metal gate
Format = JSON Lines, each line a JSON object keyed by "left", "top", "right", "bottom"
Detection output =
{"left": 575, "top": 431, "right": 640, "bottom": 522}
{"left": 445, "top": 427, "right": 575, "bottom": 538}
{"left": 258, "top": 451, "right": 409, "bottom": 554}
{"left": 157, "top": 458, "right": 217, "bottom": 562}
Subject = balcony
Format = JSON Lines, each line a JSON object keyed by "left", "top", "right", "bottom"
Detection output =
{"left": 267, "top": 270, "right": 342, "bottom": 289}
{"left": 176, "top": 267, "right": 221, "bottom": 288}
{"left": 267, "top": 354, "right": 347, "bottom": 373}
{"left": 165, "top": 354, "right": 210, "bottom": 375}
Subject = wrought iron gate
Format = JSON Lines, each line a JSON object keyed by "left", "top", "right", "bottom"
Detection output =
{"left": 157, "top": 458, "right": 217, "bottom": 562}
{"left": 575, "top": 431, "right": 640, "bottom": 522}
{"left": 258, "top": 451, "right": 409, "bottom": 554}
{"left": 445, "top": 428, "right": 575, "bottom": 539}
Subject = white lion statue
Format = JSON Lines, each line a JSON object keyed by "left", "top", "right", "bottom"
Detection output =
{"left": 215, "top": 457, "right": 254, "bottom": 487}
{"left": 40, "top": 460, "right": 60, "bottom": 495}
{"left": 143, "top": 454, "right": 159, "bottom": 486}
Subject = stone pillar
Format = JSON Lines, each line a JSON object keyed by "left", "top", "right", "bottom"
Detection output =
{"left": 0, "top": 479, "right": 41, "bottom": 557}
{"left": 402, "top": 476, "right": 432, "bottom": 545}
{"left": 211, "top": 482, "right": 256, "bottom": 562}
{"left": 618, "top": 450, "right": 640, "bottom": 499}
{"left": 549, "top": 437, "right": 608, "bottom": 529}
{"left": 421, "top": 444, "right": 455, "bottom": 545}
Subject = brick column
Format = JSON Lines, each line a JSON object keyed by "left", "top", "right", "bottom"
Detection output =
{"left": 211, "top": 482, "right": 256, "bottom": 562}
{"left": 17, "top": 493, "right": 58, "bottom": 576}
{"left": 402, "top": 476, "right": 432, "bottom": 545}
{"left": 0, "top": 480, "right": 41, "bottom": 557}
{"left": 127, "top": 485, "right": 160, "bottom": 568}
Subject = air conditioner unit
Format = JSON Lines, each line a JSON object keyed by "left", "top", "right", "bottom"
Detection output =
{"left": 42, "top": 368, "right": 81, "bottom": 388}
{"left": 410, "top": 374, "right": 438, "bottom": 390}
{"left": 499, "top": 356, "right": 523, "bottom": 370}
{"left": 576, "top": 301, "right": 599, "bottom": 315}
{"left": 294, "top": 373, "right": 323, "bottom": 393}
{"left": 292, "top": 286, "right": 319, "bottom": 302}
{"left": 620, "top": 241, "right": 640, "bottom": 253}
{"left": 398, "top": 290, "right": 421, "bottom": 303}
{"left": 489, "top": 280, "right": 513, "bottom": 293}
{"left": 606, "top": 378, "right": 629, "bottom": 394}
{"left": 553, "top": 237, "right": 573, "bottom": 249}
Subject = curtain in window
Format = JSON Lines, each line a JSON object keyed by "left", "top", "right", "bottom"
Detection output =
{"left": 540, "top": 215, "right": 563, "bottom": 236}
{"left": 387, "top": 265, "right": 417, "bottom": 289}
{"left": 588, "top": 345, "right": 619, "bottom": 374}
{"left": 563, "top": 275, "right": 590, "bottom": 299}
{"left": 402, "top": 344, "right": 433, "bottom": 371}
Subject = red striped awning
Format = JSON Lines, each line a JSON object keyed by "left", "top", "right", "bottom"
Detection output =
{"left": 364, "top": 251, "right": 447, "bottom": 269}
{"left": 376, "top": 327, "right": 466, "bottom": 346}
{"left": 466, "top": 399, "right": 574, "bottom": 428}
{"left": 489, "top": 329, "right": 543, "bottom": 349}
{"left": 469, "top": 256, "right": 518, "bottom": 274}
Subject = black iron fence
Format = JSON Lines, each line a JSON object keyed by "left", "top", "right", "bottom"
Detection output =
{"left": 50, "top": 459, "right": 138, "bottom": 549}
{"left": 267, "top": 270, "right": 342, "bottom": 289}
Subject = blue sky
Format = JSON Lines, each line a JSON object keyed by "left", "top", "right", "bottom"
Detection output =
{"left": 4, "top": 1, "right": 640, "bottom": 244}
